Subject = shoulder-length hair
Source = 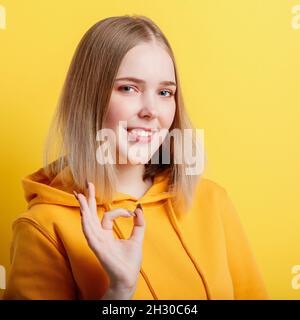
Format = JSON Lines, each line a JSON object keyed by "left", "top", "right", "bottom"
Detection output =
{"left": 43, "top": 14, "right": 206, "bottom": 213}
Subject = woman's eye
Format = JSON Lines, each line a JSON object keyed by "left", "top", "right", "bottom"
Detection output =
{"left": 160, "top": 90, "right": 174, "bottom": 97}
{"left": 119, "top": 86, "right": 174, "bottom": 97}
{"left": 119, "top": 85, "right": 135, "bottom": 93}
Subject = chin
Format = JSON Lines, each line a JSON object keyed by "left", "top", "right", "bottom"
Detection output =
{"left": 117, "top": 137, "right": 158, "bottom": 165}
{"left": 127, "top": 156, "right": 150, "bottom": 165}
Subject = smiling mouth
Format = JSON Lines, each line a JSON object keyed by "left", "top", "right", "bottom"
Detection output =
{"left": 127, "top": 128, "right": 153, "bottom": 136}
{"left": 125, "top": 127, "right": 158, "bottom": 143}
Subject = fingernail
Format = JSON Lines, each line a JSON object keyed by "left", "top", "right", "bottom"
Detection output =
{"left": 128, "top": 210, "right": 137, "bottom": 217}
{"left": 136, "top": 203, "right": 143, "bottom": 211}
{"left": 73, "top": 190, "right": 78, "bottom": 200}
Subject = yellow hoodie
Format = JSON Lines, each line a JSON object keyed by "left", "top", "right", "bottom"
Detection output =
{"left": 3, "top": 165, "right": 268, "bottom": 300}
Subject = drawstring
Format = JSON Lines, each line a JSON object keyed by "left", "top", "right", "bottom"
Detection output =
{"left": 103, "top": 202, "right": 158, "bottom": 300}
{"left": 102, "top": 198, "right": 211, "bottom": 300}
{"left": 166, "top": 198, "right": 212, "bottom": 300}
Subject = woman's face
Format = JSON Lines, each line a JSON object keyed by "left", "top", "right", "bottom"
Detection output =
{"left": 103, "top": 41, "right": 177, "bottom": 165}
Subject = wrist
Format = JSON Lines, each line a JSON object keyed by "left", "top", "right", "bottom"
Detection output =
{"left": 101, "top": 285, "right": 136, "bottom": 300}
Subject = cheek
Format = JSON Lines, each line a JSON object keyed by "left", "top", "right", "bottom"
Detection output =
{"left": 104, "top": 98, "right": 134, "bottom": 129}
{"left": 160, "top": 104, "right": 176, "bottom": 129}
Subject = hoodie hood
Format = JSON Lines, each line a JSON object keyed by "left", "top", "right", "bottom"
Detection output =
{"left": 21, "top": 165, "right": 175, "bottom": 210}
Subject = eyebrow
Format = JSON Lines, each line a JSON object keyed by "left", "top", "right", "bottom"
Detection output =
{"left": 114, "top": 77, "right": 177, "bottom": 87}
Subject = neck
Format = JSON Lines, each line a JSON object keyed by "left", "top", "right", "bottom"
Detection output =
{"left": 115, "top": 163, "right": 153, "bottom": 199}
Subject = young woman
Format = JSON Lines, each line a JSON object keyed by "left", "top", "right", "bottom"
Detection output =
{"left": 4, "top": 15, "right": 268, "bottom": 300}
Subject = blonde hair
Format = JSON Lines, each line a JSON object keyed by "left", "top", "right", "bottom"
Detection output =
{"left": 43, "top": 14, "right": 206, "bottom": 213}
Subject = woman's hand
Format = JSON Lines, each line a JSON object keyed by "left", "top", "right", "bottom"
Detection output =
{"left": 73, "top": 182, "right": 146, "bottom": 293}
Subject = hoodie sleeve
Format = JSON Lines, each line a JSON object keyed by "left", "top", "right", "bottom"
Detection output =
{"left": 220, "top": 190, "right": 269, "bottom": 300}
{"left": 3, "top": 218, "right": 78, "bottom": 300}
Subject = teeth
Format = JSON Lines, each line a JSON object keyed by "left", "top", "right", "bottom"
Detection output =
{"left": 128, "top": 129, "right": 152, "bottom": 137}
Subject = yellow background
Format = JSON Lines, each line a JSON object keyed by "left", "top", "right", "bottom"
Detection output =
{"left": 1, "top": 0, "right": 300, "bottom": 299}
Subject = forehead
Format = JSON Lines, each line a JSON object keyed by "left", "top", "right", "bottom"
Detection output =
{"left": 116, "top": 43, "right": 176, "bottom": 83}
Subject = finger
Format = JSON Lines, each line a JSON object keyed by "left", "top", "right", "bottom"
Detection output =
{"left": 74, "top": 190, "right": 101, "bottom": 242}
{"left": 77, "top": 193, "right": 91, "bottom": 218}
{"left": 80, "top": 206, "right": 97, "bottom": 248}
{"left": 87, "top": 181, "right": 96, "bottom": 209}
{"left": 86, "top": 182, "right": 101, "bottom": 228}
{"left": 129, "top": 204, "right": 146, "bottom": 243}
{"left": 101, "top": 208, "right": 132, "bottom": 230}
{"left": 77, "top": 193, "right": 101, "bottom": 237}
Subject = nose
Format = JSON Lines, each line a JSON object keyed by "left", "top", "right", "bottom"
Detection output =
{"left": 138, "top": 92, "right": 158, "bottom": 119}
